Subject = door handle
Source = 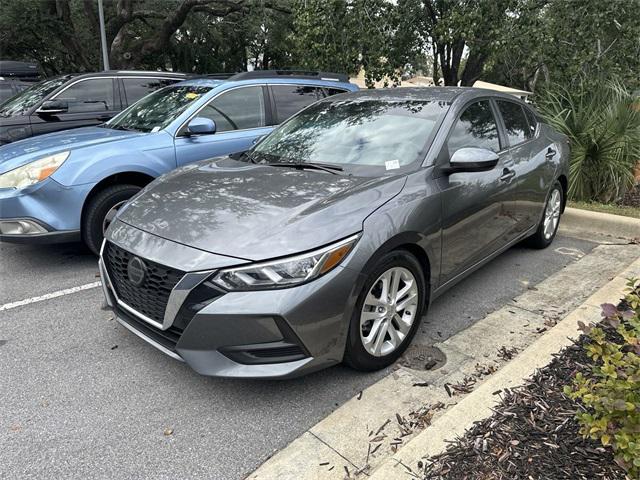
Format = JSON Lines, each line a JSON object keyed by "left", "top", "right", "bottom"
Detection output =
{"left": 545, "top": 147, "right": 556, "bottom": 159}
{"left": 500, "top": 168, "right": 516, "bottom": 182}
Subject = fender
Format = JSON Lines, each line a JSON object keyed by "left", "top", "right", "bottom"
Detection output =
{"left": 51, "top": 131, "right": 176, "bottom": 187}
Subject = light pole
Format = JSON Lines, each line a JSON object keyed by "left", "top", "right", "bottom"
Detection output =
{"left": 98, "top": 0, "right": 110, "bottom": 70}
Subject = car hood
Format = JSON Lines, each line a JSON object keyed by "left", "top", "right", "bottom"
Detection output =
{"left": 0, "top": 126, "right": 142, "bottom": 174}
{"left": 117, "top": 157, "right": 407, "bottom": 261}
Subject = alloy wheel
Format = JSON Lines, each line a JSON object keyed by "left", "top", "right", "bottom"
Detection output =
{"left": 543, "top": 189, "right": 561, "bottom": 240}
{"left": 359, "top": 267, "right": 419, "bottom": 357}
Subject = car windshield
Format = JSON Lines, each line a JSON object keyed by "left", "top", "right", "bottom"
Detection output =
{"left": 105, "top": 85, "right": 212, "bottom": 133}
{"left": 250, "top": 97, "right": 450, "bottom": 175}
{"left": 0, "top": 75, "right": 73, "bottom": 116}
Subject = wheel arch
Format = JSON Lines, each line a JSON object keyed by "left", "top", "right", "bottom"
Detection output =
{"left": 356, "top": 232, "right": 434, "bottom": 308}
{"left": 557, "top": 174, "right": 568, "bottom": 213}
{"left": 80, "top": 171, "right": 155, "bottom": 226}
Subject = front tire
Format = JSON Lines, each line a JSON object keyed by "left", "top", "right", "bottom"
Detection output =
{"left": 344, "top": 250, "right": 426, "bottom": 371}
{"left": 527, "top": 181, "right": 563, "bottom": 249}
{"left": 82, "top": 184, "right": 141, "bottom": 255}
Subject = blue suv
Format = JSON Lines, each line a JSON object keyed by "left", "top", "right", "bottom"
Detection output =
{"left": 0, "top": 71, "right": 357, "bottom": 253}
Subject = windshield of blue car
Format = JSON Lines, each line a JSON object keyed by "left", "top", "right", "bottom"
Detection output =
{"left": 250, "top": 98, "right": 450, "bottom": 175}
{"left": 0, "top": 75, "right": 74, "bottom": 116}
{"left": 105, "top": 85, "right": 212, "bottom": 133}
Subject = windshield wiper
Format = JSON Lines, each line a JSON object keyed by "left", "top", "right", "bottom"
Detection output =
{"left": 107, "top": 124, "right": 139, "bottom": 132}
{"left": 267, "top": 162, "right": 344, "bottom": 175}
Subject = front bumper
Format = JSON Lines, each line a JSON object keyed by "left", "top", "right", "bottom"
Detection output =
{"left": 0, "top": 178, "right": 92, "bottom": 244}
{"left": 0, "top": 217, "right": 80, "bottom": 244}
{"left": 99, "top": 230, "right": 364, "bottom": 379}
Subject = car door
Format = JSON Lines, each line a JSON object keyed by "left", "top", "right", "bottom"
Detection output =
{"left": 438, "top": 99, "right": 519, "bottom": 284}
{"left": 30, "top": 77, "right": 120, "bottom": 136}
{"left": 174, "top": 85, "right": 273, "bottom": 166}
{"left": 495, "top": 100, "right": 553, "bottom": 235}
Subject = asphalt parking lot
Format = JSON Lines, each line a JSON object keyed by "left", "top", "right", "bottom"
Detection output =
{"left": 0, "top": 234, "right": 597, "bottom": 479}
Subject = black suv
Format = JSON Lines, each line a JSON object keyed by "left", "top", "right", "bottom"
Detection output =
{"left": 0, "top": 70, "right": 187, "bottom": 145}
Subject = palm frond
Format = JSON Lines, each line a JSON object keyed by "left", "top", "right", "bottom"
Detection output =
{"left": 536, "top": 77, "right": 640, "bottom": 203}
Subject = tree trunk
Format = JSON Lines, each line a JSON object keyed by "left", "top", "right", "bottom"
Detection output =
{"left": 51, "top": 0, "right": 94, "bottom": 71}
{"left": 431, "top": 43, "right": 439, "bottom": 84}
{"left": 460, "top": 49, "right": 487, "bottom": 86}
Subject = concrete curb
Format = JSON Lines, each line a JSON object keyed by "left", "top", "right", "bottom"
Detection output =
{"left": 560, "top": 207, "right": 640, "bottom": 241}
{"left": 248, "top": 243, "right": 640, "bottom": 480}
{"left": 368, "top": 255, "right": 640, "bottom": 479}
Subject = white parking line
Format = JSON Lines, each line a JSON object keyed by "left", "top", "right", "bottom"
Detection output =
{"left": 0, "top": 282, "right": 102, "bottom": 312}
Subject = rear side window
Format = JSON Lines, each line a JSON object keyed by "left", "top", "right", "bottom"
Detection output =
{"left": 271, "top": 85, "right": 325, "bottom": 123}
{"left": 198, "top": 86, "right": 265, "bottom": 132}
{"left": 447, "top": 100, "right": 501, "bottom": 154}
{"left": 323, "top": 87, "right": 349, "bottom": 97}
{"left": 55, "top": 78, "right": 116, "bottom": 113}
{"left": 497, "top": 100, "right": 530, "bottom": 145}
{"left": 122, "top": 78, "right": 179, "bottom": 105}
{"left": 524, "top": 107, "right": 538, "bottom": 137}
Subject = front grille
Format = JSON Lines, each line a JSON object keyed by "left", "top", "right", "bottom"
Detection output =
{"left": 104, "top": 242, "right": 185, "bottom": 324}
{"left": 116, "top": 304, "right": 183, "bottom": 352}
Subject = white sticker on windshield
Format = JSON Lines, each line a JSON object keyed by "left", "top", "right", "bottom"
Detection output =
{"left": 385, "top": 159, "right": 400, "bottom": 170}
{"left": 151, "top": 126, "right": 161, "bottom": 133}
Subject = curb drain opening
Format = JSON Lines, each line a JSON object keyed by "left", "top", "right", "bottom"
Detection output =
{"left": 399, "top": 344, "right": 446, "bottom": 371}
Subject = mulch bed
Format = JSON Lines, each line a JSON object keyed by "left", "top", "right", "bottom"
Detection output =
{"left": 419, "top": 335, "right": 628, "bottom": 480}
{"left": 621, "top": 182, "right": 640, "bottom": 208}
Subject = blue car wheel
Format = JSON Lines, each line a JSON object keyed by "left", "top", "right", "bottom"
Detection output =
{"left": 82, "top": 184, "right": 141, "bottom": 254}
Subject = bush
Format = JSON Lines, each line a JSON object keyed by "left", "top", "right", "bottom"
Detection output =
{"left": 536, "top": 79, "right": 640, "bottom": 203}
{"left": 565, "top": 278, "right": 640, "bottom": 476}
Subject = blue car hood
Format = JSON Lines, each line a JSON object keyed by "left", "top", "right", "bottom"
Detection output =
{"left": 0, "top": 126, "right": 141, "bottom": 175}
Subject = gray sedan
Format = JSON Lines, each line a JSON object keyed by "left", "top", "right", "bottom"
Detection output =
{"left": 99, "top": 88, "right": 569, "bottom": 378}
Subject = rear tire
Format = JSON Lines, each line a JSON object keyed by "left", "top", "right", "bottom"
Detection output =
{"left": 344, "top": 250, "right": 426, "bottom": 371}
{"left": 526, "top": 181, "right": 563, "bottom": 249}
{"left": 82, "top": 184, "right": 141, "bottom": 255}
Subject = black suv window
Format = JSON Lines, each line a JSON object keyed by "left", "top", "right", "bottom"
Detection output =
{"left": 271, "top": 85, "right": 325, "bottom": 123}
{"left": 497, "top": 100, "right": 530, "bottom": 145}
{"left": 122, "top": 78, "right": 179, "bottom": 105}
{"left": 56, "top": 78, "right": 115, "bottom": 113}
{"left": 198, "top": 86, "right": 265, "bottom": 132}
{"left": 447, "top": 100, "right": 500, "bottom": 154}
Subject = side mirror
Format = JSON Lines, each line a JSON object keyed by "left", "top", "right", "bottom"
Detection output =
{"left": 444, "top": 147, "right": 499, "bottom": 174}
{"left": 186, "top": 117, "right": 216, "bottom": 135}
{"left": 36, "top": 99, "right": 68, "bottom": 115}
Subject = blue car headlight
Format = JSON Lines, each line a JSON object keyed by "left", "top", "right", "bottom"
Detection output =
{"left": 0, "top": 151, "right": 70, "bottom": 189}
{"left": 212, "top": 234, "right": 360, "bottom": 291}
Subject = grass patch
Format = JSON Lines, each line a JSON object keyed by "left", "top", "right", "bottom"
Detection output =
{"left": 568, "top": 200, "right": 640, "bottom": 219}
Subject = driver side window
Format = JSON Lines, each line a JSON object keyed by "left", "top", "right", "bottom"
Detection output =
{"left": 54, "top": 78, "right": 115, "bottom": 113}
{"left": 198, "top": 86, "right": 265, "bottom": 132}
{"left": 447, "top": 101, "right": 500, "bottom": 154}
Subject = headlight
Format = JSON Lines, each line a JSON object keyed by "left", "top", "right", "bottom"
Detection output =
{"left": 0, "top": 151, "right": 70, "bottom": 189}
{"left": 212, "top": 234, "right": 360, "bottom": 291}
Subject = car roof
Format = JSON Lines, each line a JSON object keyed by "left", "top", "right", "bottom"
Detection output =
{"left": 176, "top": 70, "right": 355, "bottom": 89}
{"left": 75, "top": 70, "right": 189, "bottom": 79}
{"left": 330, "top": 86, "right": 527, "bottom": 104}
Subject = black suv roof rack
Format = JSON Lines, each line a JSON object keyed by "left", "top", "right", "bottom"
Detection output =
{"left": 228, "top": 70, "right": 349, "bottom": 83}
